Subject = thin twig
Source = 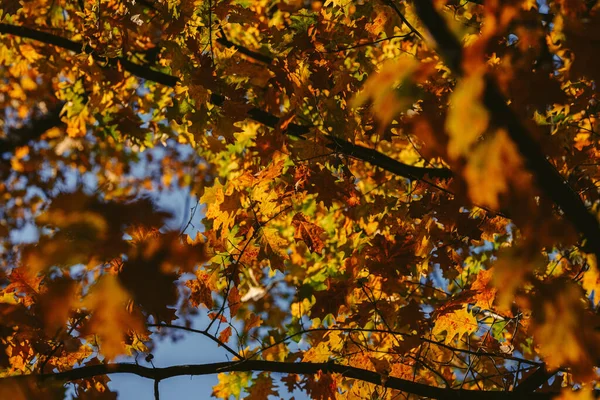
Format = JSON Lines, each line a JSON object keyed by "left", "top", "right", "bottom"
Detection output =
{"left": 148, "top": 323, "right": 244, "bottom": 360}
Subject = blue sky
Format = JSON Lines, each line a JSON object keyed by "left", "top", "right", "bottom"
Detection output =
{"left": 108, "top": 313, "right": 229, "bottom": 399}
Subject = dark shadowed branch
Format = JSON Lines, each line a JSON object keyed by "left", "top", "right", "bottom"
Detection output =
{"left": 326, "top": 134, "right": 453, "bottom": 180}
{"left": 0, "top": 102, "right": 64, "bottom": 157}
{"left": 413, "top": 0, "right": 600, "bottom": 259}
{"left": 0, "top": 23, "right": 451, "bottom": 184}
{"left": 3, "top": 360, "right": 562, "bottom": 399}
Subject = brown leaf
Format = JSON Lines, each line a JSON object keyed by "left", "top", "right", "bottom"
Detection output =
{"left": 218, "top": 326, "right": 232, "bottom": 344}
{"left": 245, "top": 373, "right": 278, "bottom": 400}
{"left": 228, "top": 286, "right": 242, "bottom": 318}
{"left": 37, "top": 278, "right": 79, "bottom": 334}
{"left": 292, "top": 213, "right": 326, "bottom": 254}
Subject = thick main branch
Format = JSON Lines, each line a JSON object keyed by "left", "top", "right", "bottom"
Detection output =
{"left": 413, "top": 1, "right": 600, "bottom": 258}
{"left": 6, "top": 360, "right": 554, "bottom": 399}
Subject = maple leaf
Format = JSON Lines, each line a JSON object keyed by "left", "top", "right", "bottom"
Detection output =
{"left": 228, "top": 286, "right": 242, "bottom": 319}
{"left": 259, "top": 227, "right": 288, "bottom": 271}
{"left": 311, "top": 277, "right": 354, "bottom": 319}
{"left": 291, "top": 213, "right": 326, "bottom": 254}
{"left": 119, "top": 233, "right": 184, "bottom": 323}
{"left": 446, "top": 71, "right": 489, "bottom": 159}
{"left": 243, "top": 313, "right": 262, "bottom": 333}
{"left": 200, "top": 180, "right": 239, "bottom": 236}
{"left": 432, "top": 307, "right": 478, "bottom": 344}
{"left": 302, "top": 331, "right": 344, "bottom": 363}
{"left": 463, "top": 129, "right": 530, "bottom": 210}
{"left": 471, "top": 268, "right": 497, "bottom": 309}
{"left": 4, "top": 0, "right": 600, "bottom": 398}
{"left": 218, "top": 326, "right": 233, "bottom": 344}
{"left": 0, "top": 379, "right": 65, "bottom": 400}
{"left": 212, "top": 372, "right": 251, "bottom": 400}
{"left": 353, "top": 56, "right": 421, "bottom": 129}
{"left": 304, "top": 372, "right": 338, "bottom": 400}
{"left": 0, "top": 0, "right": 21, "bottom": 15}
{"left": 186, "top": 269, "right": 217, "bottom": 309}
{"left": 37, "top": 277, "right": 79, "bottom": 334}
{"left": 245, "top": 373, "right": 278, "bottom": 400}
{"left": 530, "top": 279, "right": 600, "bottom": 380}
{"left": 81, "top": 275, "right": 144, "bottom": 360}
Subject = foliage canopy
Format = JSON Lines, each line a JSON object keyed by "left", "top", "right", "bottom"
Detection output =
{"left": 1, "top": 0, "right": 600, "bottom": 398}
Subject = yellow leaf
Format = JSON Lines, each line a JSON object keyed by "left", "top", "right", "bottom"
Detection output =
{"left": 14, "top": 146, "right": 29, "bottom": 159}
{"left": 463, "top": 129, "right": 528, "bottom": 210}
{"left": 200, "top": 180, "right": 238, "bottom": 235}
{"left": 432, "top": 307, "right": 478, "bottom": 344}
{"left": 531, "top": 281, "right": 596, "bottom": 379}
{"left": 82, "top": 275, "right": 143, "bottom": 360}
{"left": 471, "top": 269, "right": 497, "bottom": 309}
{"left": 302, "top": 331, "right": 344, "bottom": 363}
{"left": 492, "top": 251, "right": 535, "bottom": 312}
{"left": 446, "top": 72, "right": 489, "bottom": 159}
{"left": 212, "top": 372, "right": 251, "bottom": 400}
{"left": 19, "top": 44, "right": 41, "bottom": 62}
{"left": 582, "top": 254, "right": 600, "bottom": 305}
{"left": 65, "top": 106, "right": 91, "bottom": 138}
{"left": 557, "top": 387, "right": 594, "bottom": 400}
{"left": 352, "top": 56, "right": 420, "bottom": 128}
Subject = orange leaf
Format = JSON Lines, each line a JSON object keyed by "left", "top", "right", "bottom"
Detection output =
{"left": 446, "top": 71, "right": 489, "bottom": 159}
{"left": 292, "top": 213, "right": 326, "bottom": 254}
{"left": 228, "top": 286, "right": 242, "bottom": 318}
{"left": 432, "top": 307, "right": 478, "bottom": 344}
{"left": 218, "top": 326, "right": 233, "bottom": 344}
{"left": 81, "top": 275, "right": 143, "bottom": 360}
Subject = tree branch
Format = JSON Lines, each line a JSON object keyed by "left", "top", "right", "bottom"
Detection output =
{"left": 0, "top": 103, "right": 64, "bottom": 156}
{"left": 0, "top": 23, "right": 451, "bottom": 184}
{"left": 326, "top": 135, "right": 453, "bottom": 180}
{"left": 413, "top": 1, "right": 600, "bottom": 259}
{"left": 215, "top": 35, "right": 273, "bottom": 64}
{"left": 4, "top": 360, "right": 557, "bottom": 399}
{"left": 148, "top": 323, "right": 244, "bottom": 360}
{"left": 0, "top": 24, "right": 179, "bottom": 87}
{"left": 514, "top": 365, "right": 555, "bottom": 393}
{"left": 382, "top": 0, "right": 424, "bottom": 40}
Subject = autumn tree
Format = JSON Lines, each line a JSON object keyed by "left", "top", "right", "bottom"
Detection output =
{"left": 2, "top": 0, "right": 600, "bottom": 398}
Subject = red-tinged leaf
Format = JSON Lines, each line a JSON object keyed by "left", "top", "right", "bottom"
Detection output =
{"left": 291, "top": 213, "right": 326, "bottom": 254}
{"left": 187, "top": 270, "right": 216, "bottom": 309}
{"left": 208, "top": 313, "right": 227, "bottom": 323}
{"left": 244, "top": 313, "right": 262, "bottom": 333}
{"left": 228, "top": 286, "right": 242, "bottom": 318}
{"left": 304, "top": 372, "right": 338, "bottom": 400}
{"left": 218, "top": 326, "right": 232, "bottom": 344}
